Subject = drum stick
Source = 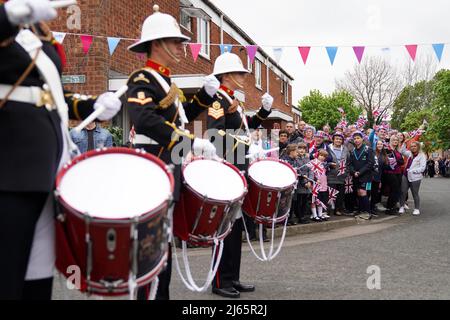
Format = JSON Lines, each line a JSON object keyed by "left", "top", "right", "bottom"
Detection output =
{"left": 73, "top": 85, "right": 128, "bottom": 133}
{"left": 11, "top": 0, "right": 78, "bottom": 18}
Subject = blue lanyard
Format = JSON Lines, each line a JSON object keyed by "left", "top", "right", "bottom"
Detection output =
{"left": 353, "top": 145, "right": 366, "bottom": 161}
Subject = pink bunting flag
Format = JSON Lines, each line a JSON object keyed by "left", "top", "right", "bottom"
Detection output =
{"left": 80, "top": 35, "right": 93, "bottom": 55}
{"left": 298, "top": 46, "right": 311, "bottom": 64}
{"left": 405, "top": 45, "right": 418, "bottom": 61}
{"left": 188, "top": 43, "right": 202, "bottom": 62}
{"left": 245, "top": 45, "right": 258, "bottom": 64}
{"left": 353, "top": 46, "right": 365, "bottom": 63}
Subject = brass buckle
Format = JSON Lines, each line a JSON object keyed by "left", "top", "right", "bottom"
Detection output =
{"left": 36, "top": 85, "right": 55, "bottom": 110}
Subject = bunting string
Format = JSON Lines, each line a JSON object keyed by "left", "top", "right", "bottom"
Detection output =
{"left": 52, "top": 31, "right": 449, "bottom": 64}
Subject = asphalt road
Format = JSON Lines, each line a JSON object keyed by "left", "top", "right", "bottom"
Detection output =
{"left": 52, "top": 177, "right": 450, "bottom": 300}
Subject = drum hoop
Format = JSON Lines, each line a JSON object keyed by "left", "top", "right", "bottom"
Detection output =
{"left": 248, "top": 158, "right": 298, "bottom": 191}
{"left": 56, "top": 195, "right": 170, "bottom": 223}
{"left": 56, "top": 147, "right": 175, "bottom": 194}
{"left": 85, "top": 250, "right": 169, "bottom": 295}
{"left": 55, "top": 147, "right": 174, "bottom": 221}
{"left": 182, "top": 157, "right": 248, "bottom": 203}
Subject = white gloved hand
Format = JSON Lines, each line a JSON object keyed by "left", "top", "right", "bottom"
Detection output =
{"left": 94, "top": 92, "right": 122, "bottom": 121}
{"left": 192, "top": 138, "right": 217, "bottom": 159}
{"left": 5, "top": 0, "right": 57, "bottom": 26}
{"left": 261, "top": 92, "right": 273, "bottom": 111}
{"left": 204, "top": 74, "right": 220, "bottom": 98}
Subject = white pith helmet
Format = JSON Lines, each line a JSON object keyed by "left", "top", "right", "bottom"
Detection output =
{"left": 213, "top": 52, "right": 250, "bottom": 76}
{"left": 128, "top": 4, "right": 191, "bottom": 53}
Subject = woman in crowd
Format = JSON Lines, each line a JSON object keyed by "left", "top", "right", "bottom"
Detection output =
{"left": 383, "top": 135, "right": 405, "bottom": 214}
{"left": 303, "top": 126, "right": 315, "bottom": 152}
{"left": 399, "top": 141, "right": 426, "bottom": 216}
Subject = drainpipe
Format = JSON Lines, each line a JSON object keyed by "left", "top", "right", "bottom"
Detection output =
{"left": 220, "top": 14, "right": 224, "bottom": 44}
{"left": 266, "top": 58, "right": 270, "bottom": 93}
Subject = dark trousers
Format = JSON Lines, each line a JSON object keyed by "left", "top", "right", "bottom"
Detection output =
{"left": 295, "top": 193, "right": 311, "bottom": 221}
{"left": 328, "top": 184, "right": 344, "bottom": 212}
{"left": 385, "top": 174, "right": 402, "bottom": 209}
{"left": 370, "top": 180, "right": 381, "bottom": 210}
{"left": 0, "top": 191, "right": 49, "bottom": 300}
{"left": 345, "top": 188, "right": 357, "bottom": 212}
{"left": 288, "top": 197, "right": 298, "bottom": 222}
{"left": 213, "top": 218, "right": 243, "bottom": 289}
{"left": 137, "top": 244, "right": 172, "bottom": 300}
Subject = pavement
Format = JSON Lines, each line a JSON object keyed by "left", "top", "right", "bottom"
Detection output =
{"left": 52, "top": 177, "right": 450, "bottom": 300}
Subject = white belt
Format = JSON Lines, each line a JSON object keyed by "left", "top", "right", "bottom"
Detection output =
{"left": 0, "top": 84, "right": 54, "bottom": 109}
{"left": 134, "top": 134, "right": 159, "bottom": 145}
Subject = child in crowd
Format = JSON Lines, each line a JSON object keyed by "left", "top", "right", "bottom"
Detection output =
{"left": 310, "top": 149, "right": 330, "bottom": 222}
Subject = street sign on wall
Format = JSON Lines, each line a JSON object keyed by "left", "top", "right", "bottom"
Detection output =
{"left": 62, "top": 75, "right": 86, "bottom": 84}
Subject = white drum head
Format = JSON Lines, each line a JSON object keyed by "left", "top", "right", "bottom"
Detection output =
{"left": 58, "top": 153, "right": 171, "bottom": 219}
{"left": 183, "top": 160, "right": 245, "bottom": 201}
{"left": 248, "top": 160, "right": 296, "bottom": 189}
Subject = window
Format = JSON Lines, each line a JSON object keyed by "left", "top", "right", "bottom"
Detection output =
{"left": 180, "top": 9, "right": 192, "bottom": 31}
{"left": 197, "top": 17, "right": 210, "bottom": 58}
{"left": 255, "top": 59, "right": 262, "bottom": 89}
{"left": 284, "top": 81, "right": 289, "bottom": 105}
{"left": 247, "top": 55, "right": 253, "bottom": 72}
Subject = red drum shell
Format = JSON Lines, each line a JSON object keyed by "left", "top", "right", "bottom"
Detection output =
{"left": 55, "top": 147, "right": 174, "bottom": 296}
{"left": 173, "top": 158, "right": 247, "bottom": 246}
{"left": 243, "top": 158, "right": 297, "bottom": 226}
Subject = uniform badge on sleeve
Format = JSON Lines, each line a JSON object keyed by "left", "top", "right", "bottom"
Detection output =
{"left": 127, "top": 91, "right": 153, "bottom": 105}
{"left": 208, "top": 101, "right": 224, "bottom": 120}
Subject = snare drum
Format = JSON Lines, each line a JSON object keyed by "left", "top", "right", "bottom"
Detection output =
{"left": 242, "top": 158, "right": 297, "bottom": 225}
{"left": 55, "top": 148, "right": 174, "bottom": 296}
{"left": 173, "top": 158, "right": 247, "bottom": 246}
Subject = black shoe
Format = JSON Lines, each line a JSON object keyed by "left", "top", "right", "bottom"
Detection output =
{"left": 212, "top": 287, "right": 240, "bottom": 298}
{"left": 262, "top": 237, "right": 270, "bottom": 242}
{"left": 298, "top": 219, "right": 310, "bottom": 224}
{"left": 232, "top": 281, "right": 255, "bottom": 292}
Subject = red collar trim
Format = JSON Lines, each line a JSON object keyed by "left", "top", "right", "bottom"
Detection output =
{"left": 220, "top": 85, "right": 234, "bottom": 97}
{"left": 145, "top": 59, "right": 171, "bottom": 77}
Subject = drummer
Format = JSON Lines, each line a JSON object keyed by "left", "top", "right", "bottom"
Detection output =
{"left": 125, "top": 5, "right": 220, "bottom": 300}
{"left": 207, "top": 52, "right": 274, "bottom": 298}
{"left": 0, "top": 0, "right": 122, "bottom": 300}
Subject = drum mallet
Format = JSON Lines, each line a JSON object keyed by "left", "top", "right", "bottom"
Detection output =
{"left": 73, "top": 85, "right": 128, "bottom": 133}
{"left": 9, "top": 0, "right": 78, "bottom": 18}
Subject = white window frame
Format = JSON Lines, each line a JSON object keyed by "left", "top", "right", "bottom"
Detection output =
{"left": 247, "top": 55, "right": 253, "bottom": 72}
{"left": 180, "top": 8, "right": 192, "bottom": 32}
{"left": 255, "top": 59, "right": 262, "bottom": 90}
{"left": 284, "top": 81, "right": 289, "bottom": 105}
{"left": 197, "top": 17, "right": 210, "bottom": 59}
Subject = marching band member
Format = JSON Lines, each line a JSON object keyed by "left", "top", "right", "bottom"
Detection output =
{"left": 125, "top": 5, "right": 219, "bottom": 300}
{"left": 207, "top": 52, "right": 273, "bottom": 298}
{"left": 0, "top": 0, "right": 122, "bottom": 299}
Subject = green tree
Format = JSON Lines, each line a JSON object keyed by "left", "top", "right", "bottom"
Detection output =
{"left": 391, "top": 80, "right": 435, "bottom": 129}
{"left": 298, "top": 90, "right": 362, "bottom": 129}
{"left": 428, "top": 69, "right": 450, "bottom": 150}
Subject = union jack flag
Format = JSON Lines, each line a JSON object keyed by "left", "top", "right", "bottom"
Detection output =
{"left": 337, "top": 160, "right": 346, "bottom": 176}
{"left": 345, "top": 176, "right": 353, "bottom": 194}
{"left": 328, "top": 187, "right": 339, "bottom": 205}
{"left": 356, "top": 116, "right": 367, "bottom": 129}
{"left": 388, "top": 156, "right": 397, "bottom": 170}
{"left": 315, "top": 197, "right": 328, "bottom": 210}
{"left": 311, "top": 181, "right": 320, "bottom": 199}
{"left": 307, "top": 159, "right": 325, "bottom": 176}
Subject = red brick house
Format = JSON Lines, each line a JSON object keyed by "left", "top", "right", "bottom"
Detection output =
{"left": 49, "top": 0, "right": 294, "bottom": 143}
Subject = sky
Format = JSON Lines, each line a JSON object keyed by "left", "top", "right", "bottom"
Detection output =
{"left": 211, "top": 0, "right": 450, "bottom": 105}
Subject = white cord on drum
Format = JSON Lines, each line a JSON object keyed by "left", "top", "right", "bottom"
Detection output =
{"left": 242, "top": 213, "right": 289, "bottom": 261}
{"left": 172, "top": 236, "right": 224, "bottom": 292}
{"left": 148, "top": 276, "right": 159, "bottom": 300}
{"left": 128, "top": 272, "right": 138, "bottom": 300}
